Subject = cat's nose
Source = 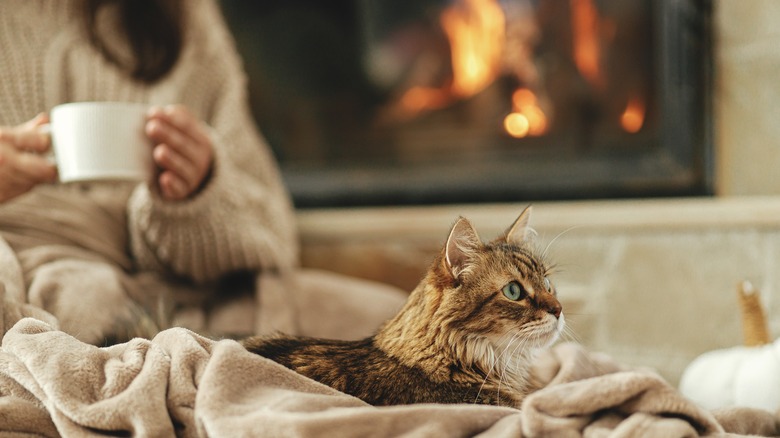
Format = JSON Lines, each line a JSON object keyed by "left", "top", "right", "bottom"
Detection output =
{"left": 547, "top": 303, "right": 562, "bottom": 319}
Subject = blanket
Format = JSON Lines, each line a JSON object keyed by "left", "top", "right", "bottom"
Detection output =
{"left": 0, "top": 316, "right": 777, "bottom": 437}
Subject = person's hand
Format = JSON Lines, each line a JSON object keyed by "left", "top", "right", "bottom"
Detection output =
{"left": 145, "top": 105, "right": 214, "bottom": 201}
{"left": 0, "top": 114, "right": 58, "bottom": 203}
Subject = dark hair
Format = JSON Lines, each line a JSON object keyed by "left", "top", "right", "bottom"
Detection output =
{"left": 84, "top": 0, "right": 184, "bottom": 83}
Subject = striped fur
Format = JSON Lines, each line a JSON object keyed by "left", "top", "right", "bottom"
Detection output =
{"left": 242, "top": 207, "right": 564, "bottom": 407}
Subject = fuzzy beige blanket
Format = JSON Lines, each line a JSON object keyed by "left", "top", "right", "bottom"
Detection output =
{"left": 0, "top": 315, "right": 778, "bottom": 437}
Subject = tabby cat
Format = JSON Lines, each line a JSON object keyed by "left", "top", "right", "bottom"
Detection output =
{"left": 242, "top": 206, "right": 564, "bottom": 407}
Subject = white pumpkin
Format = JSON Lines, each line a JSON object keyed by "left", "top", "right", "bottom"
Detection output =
{"left": 679, "top": 281, "right": 779, "bottom": 412}
{"left": 679, "top": 338, "right": 780, "bottom": 411}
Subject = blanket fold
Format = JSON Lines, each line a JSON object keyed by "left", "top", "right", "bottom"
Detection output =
{"left": 0, "top": 318, "right": 778, "bottom": 437}
{"left": 522, "top": 344, "right": 724, "bottom": 436}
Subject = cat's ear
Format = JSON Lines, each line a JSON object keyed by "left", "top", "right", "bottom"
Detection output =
{"left": 445, "top": 217, "right": 482, "bottom": 280}
{"left": 502, "top": 206, "right": 534, "bottom": 245}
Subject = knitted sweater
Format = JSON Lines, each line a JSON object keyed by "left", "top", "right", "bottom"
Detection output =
{"left": 0, "top": 0, "right": 299, "bottom": 282}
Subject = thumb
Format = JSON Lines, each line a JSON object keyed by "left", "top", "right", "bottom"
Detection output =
{"left": 10, "top": 114, "right": 51, "bottom": 153}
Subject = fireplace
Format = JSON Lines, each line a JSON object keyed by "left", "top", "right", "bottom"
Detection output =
{"left": 219, "top": 0, "right": 712, "bottom": 207}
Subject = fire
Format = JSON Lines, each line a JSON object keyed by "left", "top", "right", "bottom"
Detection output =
{"left": 396, "top": 0, "right": 553, "bottom": 140}
{"left": 504, "top": 87, "right": 548, "bottom": 138}
{"left": 570, "top": 0, "right": 603, "bottom": 89}
{"left": 400, "top": 0, "right": 505, "bottom": 113}
{"left": 620, "top": 97, "right": 645, "bottom": 133}
{"left": 441, "top": 0, "right": 506, "bottom": 98}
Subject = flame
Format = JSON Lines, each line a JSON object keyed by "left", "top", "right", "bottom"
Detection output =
{"left": 441, "top": 0, "right": 506, "bottom": 98}
{"left": 400, "top": 0, "right": 505, "bottom": 112}
{"left": 504, "top": 87, "right": 548, "bottom": 138}
{"left": 570, "top": 0, "right": 603, "bottom": 88}
{"left": 620, "top": 97, "right": 645, "bottom": 133}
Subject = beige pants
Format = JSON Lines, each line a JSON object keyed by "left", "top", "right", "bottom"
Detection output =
{"left": 0, "top": 184, "right": 407, "bottom": 344}
{"left": 4, "top": 241, "right": 407, "bottom": 344}
{"left": 256, "top": 269, "right": 407, "bottom": 340}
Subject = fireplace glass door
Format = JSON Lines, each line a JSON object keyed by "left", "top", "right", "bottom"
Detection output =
{"left": 220, "top": 0, "right": 712, "bottom": 207}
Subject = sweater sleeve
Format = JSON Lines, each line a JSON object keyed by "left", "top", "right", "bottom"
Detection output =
{"left": 127, "top": 0, "right": 299, "bottom": 283}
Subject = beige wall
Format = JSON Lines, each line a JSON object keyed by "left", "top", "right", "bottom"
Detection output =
{"left": 716, "top": 0, "right": 780, "bottom": 195}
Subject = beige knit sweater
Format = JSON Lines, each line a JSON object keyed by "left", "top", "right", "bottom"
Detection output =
{"left": 0, "top": 0, "right": 299, "bottom": 283}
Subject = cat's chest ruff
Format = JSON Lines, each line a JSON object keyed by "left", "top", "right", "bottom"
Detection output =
{"left": 449, "top": 335, "right": 530, "bottom": 391}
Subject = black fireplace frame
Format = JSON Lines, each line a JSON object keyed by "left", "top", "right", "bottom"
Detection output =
{"left": 221, "top": 0, "right": 713, "bottom": 207}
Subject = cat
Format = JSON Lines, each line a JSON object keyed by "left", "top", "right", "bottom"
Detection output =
{"left": 241, "top": 206, "right": 564, "bottom": 407}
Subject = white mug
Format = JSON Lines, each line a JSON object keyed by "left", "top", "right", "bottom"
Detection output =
{"left": 47, "top": 102, "right": 153, "bottom": 183}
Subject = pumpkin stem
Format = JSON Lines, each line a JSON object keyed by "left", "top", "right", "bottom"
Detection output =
{"left": 738, "top": 281, "right": 771, "bottom": 346}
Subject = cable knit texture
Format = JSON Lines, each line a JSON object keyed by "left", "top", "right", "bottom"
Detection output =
{"left": 0, "top": 0, "right": 299, "bottom": 282}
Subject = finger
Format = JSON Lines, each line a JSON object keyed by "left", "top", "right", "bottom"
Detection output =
{"left": 23, "top": 113, "right": 49, "bottom": 128}
{"left": 14, "top": 151, "right": 58, "bottom": 182}
{"left": 152, "top": 144, "right": 200, "bottom": 193}
{"left": 0, "top": 149, "right": 57, "bottom": 185}
{"left": 145, "top": 118, "right": 204, "bottom": 164}
{"left": 146, "top": 119, "right": 212, "bottom": 187}
{"left": 14, "top": 129, "right": 51, "bottom": 153}
{"left": 158, "top": 171, "right": 190, "bottom": 201}
{"left": 0, "top": 114, "right": 51, "bottom": 153}
{"left": 0, "top": 135, "right": 55, "bottom": 202}
{"left": 147, "top": 105, "right": 211, "bottom": 147}
{"left": 145, "top": 106, "right": 213, "bottom": 190}
{"left": 146, "top": 116, "right": 212, "bottom": 175}
{"left": 0, "top": 114, "right": 46, "bottom": 141}
{"left": 148, "top": 105, "right": 211, "bottom": 154}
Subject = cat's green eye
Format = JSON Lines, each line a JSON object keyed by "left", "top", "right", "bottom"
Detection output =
{"left": 502, "top": 281, "right": 526, "bottom": 301}
{"left": 544, "top": 277, "right": 551, "bottom": 292}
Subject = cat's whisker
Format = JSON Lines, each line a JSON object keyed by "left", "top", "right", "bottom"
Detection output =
{"left": 474, "top": 332, "right": 520, "bottom": 404}
{"left": 542, "top": 225, "right": 586, "bottom": 260}
{"left": 496, "top": 335, "right": 531, "bottom": 404}
{"left": 560, "top": 324, "right": 582, "bottom": 345}
{"left": 516, "top": 337, "right": 534, "bottom": 371}
{"left": 494, "top": 337, "right": 517, "bottom": 404}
